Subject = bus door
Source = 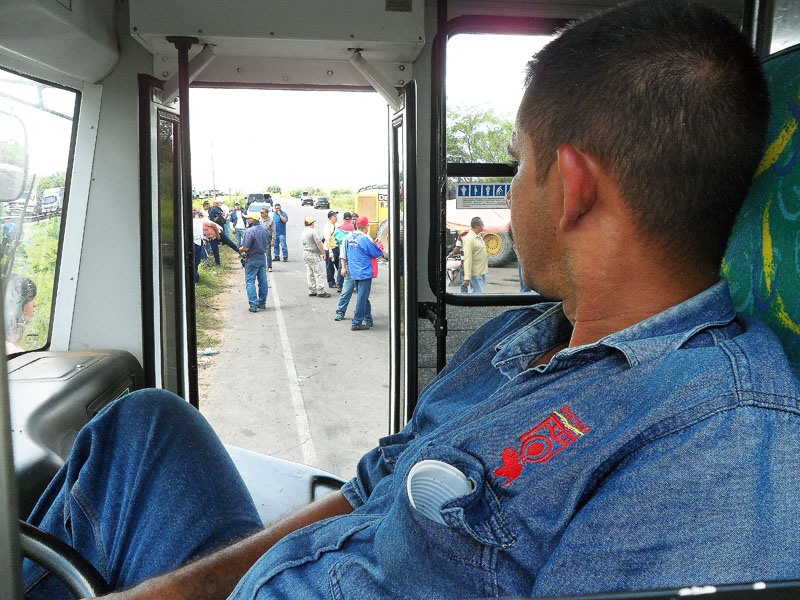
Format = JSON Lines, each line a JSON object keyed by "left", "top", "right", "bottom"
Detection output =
{"left": 139, "top": 76, "right": 196, "bottom": 404}
{"left": 388, "top": 82, "right": 417, "bottom": 433}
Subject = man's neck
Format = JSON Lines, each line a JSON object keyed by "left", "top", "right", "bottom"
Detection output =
{"left": 563, "top": 270, "right": 718, "bottom": 348}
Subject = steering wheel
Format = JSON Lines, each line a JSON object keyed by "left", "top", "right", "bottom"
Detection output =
{"left": 19, "top": 520, "right": 109, "bottom": 598}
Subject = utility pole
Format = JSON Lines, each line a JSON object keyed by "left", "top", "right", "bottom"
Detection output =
{"left": 210, "top": 141, "right": 217, "bottom": 193}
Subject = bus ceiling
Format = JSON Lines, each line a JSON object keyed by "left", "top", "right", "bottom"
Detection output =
{"left": 129, "top": 0, "right": 423, "bottom": 89}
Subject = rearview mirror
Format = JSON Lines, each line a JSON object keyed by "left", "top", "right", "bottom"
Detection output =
{"left": 0, "top": 111, "right": 28, "bottom": 202}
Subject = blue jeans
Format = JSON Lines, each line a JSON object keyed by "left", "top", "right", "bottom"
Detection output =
{"left": 352, "top": 278, "right": 373, "bottom": 326}
{"left": 459, "top": 265, "right": 468, "bottom": 294}
{"left": 274, "top": 233, "right": 287, "bottom": 259}
{"left": 235, "top": 228, "right": 246, "bottom": 248}
{"left": 337, "top": 273, "right": 355, "bottom": 316}
{"left": 245, "top": 255, "right": 268, "bottom": 308}
{"left": 193, "top": 243, "right": 203, "bottom": 283}
{"left": 468, "top": 274, "right": 485, "bottom": 294}
{"left": 23, "top": 390, "right": 261, "bottom": 599}
{"left": 209, "top": 239, "right": 221, "bottom": 264}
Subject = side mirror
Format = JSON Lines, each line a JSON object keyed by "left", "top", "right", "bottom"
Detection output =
{"left": 0, "top": 111, "right": 28, "bottom": 202}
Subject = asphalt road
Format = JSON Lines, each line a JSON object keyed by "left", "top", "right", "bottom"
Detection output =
{"left": 198, "top": 199, "right": 526, "bottom": 479}
{"left": 199, "top": 200, "right": 391, "bottom": 480}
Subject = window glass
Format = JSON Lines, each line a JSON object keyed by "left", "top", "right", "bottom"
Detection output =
{"left": 0, "top": 68, "right": 77, "bottom": 353}
{"left": 157, "top": 114, "right": 182, "bottom": 393}
{"left": 445, "top": 33, "right": 551, "bottom": 295}
{"left": 771, "top": 0, "right": 800, "bottom": 54}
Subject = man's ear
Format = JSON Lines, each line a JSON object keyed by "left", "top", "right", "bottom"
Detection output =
{"left": 557, "top": 144, "right": 598, "bottom": 232}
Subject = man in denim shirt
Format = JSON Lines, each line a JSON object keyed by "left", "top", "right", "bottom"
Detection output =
{"left": 23, "top": 2, "right": 800, "bottom": 599}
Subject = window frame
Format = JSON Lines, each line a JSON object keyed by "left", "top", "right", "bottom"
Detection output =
{"left": 0, "top": 65, "right": 81, "bottom": 355}
{"left": 430, "top": 15, "right": 568, "bottom": 307}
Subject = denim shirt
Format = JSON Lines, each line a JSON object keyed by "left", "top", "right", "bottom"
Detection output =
{"left": 230, "top": 280, "right": 800, "bottom": 599}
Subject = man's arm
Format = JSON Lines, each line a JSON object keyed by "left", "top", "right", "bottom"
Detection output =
{"left": 462, "top": 234, "right": 473, "bottom": 285}
{"left": 102, "top": 491, "right": 353, "bottom": 600}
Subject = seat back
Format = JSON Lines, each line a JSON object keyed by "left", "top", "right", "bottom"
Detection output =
{"left": 723, "top": 43, "right": 800, "bottom": 367}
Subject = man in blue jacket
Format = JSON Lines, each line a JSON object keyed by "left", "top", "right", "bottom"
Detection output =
{"left": 230, "top": 201, "right": 249, "bottom": 248}
{"left": 341, "top": 216, "right": 384, "bottom": 330}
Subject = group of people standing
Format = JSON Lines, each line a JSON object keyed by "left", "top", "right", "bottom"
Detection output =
{"left": 193, "top": 198, "right": 385, "bottom": 329}
{"left": 302, "top": 210, "right": 384, "bottom": 330}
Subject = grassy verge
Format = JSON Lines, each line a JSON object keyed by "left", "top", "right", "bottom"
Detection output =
{"left": 195, "top": 249, "right": 238, "bottom": 349}
{"left": 8, "top": 216, "right": 60, "bottom": 350}
{"left": 330, "top": 195, "right": 354, "bottom": 213}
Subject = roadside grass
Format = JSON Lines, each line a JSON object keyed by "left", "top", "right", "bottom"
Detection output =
{"left": 330, "top": 195, "right": 354, "bottom": 213}
{"left": 195, "top": 249, "right": 239, "bottom": 349}
{"left": 8, "top": 216, "right": 60, "bottom": 350}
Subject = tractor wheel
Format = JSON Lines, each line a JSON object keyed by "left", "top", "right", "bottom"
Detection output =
{"left": 484, "top": 232, "right": 514, "bottom": 267}
{"left": 376, "top": 220, "right": 390, "bottom": 259}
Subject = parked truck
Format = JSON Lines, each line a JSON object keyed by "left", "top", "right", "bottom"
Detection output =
{"left": 40, "top": 186, "right": 64, "bottom": 215}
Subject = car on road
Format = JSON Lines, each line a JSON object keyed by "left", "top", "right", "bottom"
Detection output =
{"left": 247, "top": 201, "right": 272, "bottom": 216}
{"left": 300, "top": 191, "right": 313, "bottom": 206}
{"left": 314, "top": 196, "right": 330, "bottom": 209}
{"left": 245, "top": 193, "right": 266, "bottom": 208}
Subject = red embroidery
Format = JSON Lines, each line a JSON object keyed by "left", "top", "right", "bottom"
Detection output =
{"left": 493, "top": 406, "right": 590, "bottom": 486}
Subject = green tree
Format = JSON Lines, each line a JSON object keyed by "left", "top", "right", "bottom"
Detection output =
{"left": 446, "top": 106, "right": 513, "bottom": 164}
{"left": 289, "top": 189, "right": 303, "bottom": 198}
{"left": 34, "top": 172, "right": 66, "bottom": 199}
{"left": 267, "top": 185, "right": 281, "bottom": 194}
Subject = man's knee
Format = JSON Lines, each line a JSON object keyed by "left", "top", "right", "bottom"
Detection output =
{"left": 94, "top": 389, "right": 203, "bottom": 439}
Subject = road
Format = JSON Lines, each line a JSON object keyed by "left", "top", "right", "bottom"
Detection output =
{"left": 199, "top": 200, "right": 390, "bottom": 480}
{"left": 197, "top": 199, "right": 525, "bottom": 480}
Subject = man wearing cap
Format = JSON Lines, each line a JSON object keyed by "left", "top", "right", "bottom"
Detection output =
{"left": 342, "top": 216, "right": 384, "bottom": 330}
{"left": 230, "top": 201, "right": 249, "bottom": 248}
{"left": 301, "top": 217, "right": 330, "bottom": 298}
{"left": 323, "top": 210, "right": 342, "bottom": 291}
{"left": 239, "top": 212, "right": 270, "bottom": 312}
{"left": 272, "top": 203, "right": 289, "bottom": 262}
{"left": 259, "top": 207, "right": 276, "bottom": 272}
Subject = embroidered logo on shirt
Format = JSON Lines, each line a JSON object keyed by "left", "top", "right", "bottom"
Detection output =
{"left": 493, "top": 405, "right": 591, "bottom": 486}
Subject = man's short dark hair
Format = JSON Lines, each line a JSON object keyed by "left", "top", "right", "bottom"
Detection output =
{"left": 519, "top": 0, "right": 770, "bottom": 270}
{"left": 471, "top": 217, "right": 483, "bottom": 228}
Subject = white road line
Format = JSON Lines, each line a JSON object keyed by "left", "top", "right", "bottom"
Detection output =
{"left": 268, "top": 271, "right": 319, "bottom": 466}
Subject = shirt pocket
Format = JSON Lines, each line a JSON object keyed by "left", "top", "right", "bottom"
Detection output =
{"left": 331, "top": 445, "right": 517, "bottom": 600}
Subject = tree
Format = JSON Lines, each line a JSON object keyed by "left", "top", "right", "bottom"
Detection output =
{"left": 34, "top": 172, "right": 66, "bottom": 199}
{"left": 446, "top": 106, "right": 513, "bottom": 164}
{"left": 267, "top": 185, "right": 281, "bottom": 194}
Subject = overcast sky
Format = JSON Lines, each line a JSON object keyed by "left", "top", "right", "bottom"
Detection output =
{"left": 189, "top": 33, "right": 552, "bottom": 194}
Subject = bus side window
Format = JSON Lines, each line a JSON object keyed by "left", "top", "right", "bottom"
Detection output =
{"left": 771, "top": 0, "right": 800, "bottom": 53}
{"left": 0, "top": 69, "right": 77, "bottom": 354}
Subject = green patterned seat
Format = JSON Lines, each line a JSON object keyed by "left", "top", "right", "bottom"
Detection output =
{"left": 724, "top": 44, "right": 800, "bottom": 366}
